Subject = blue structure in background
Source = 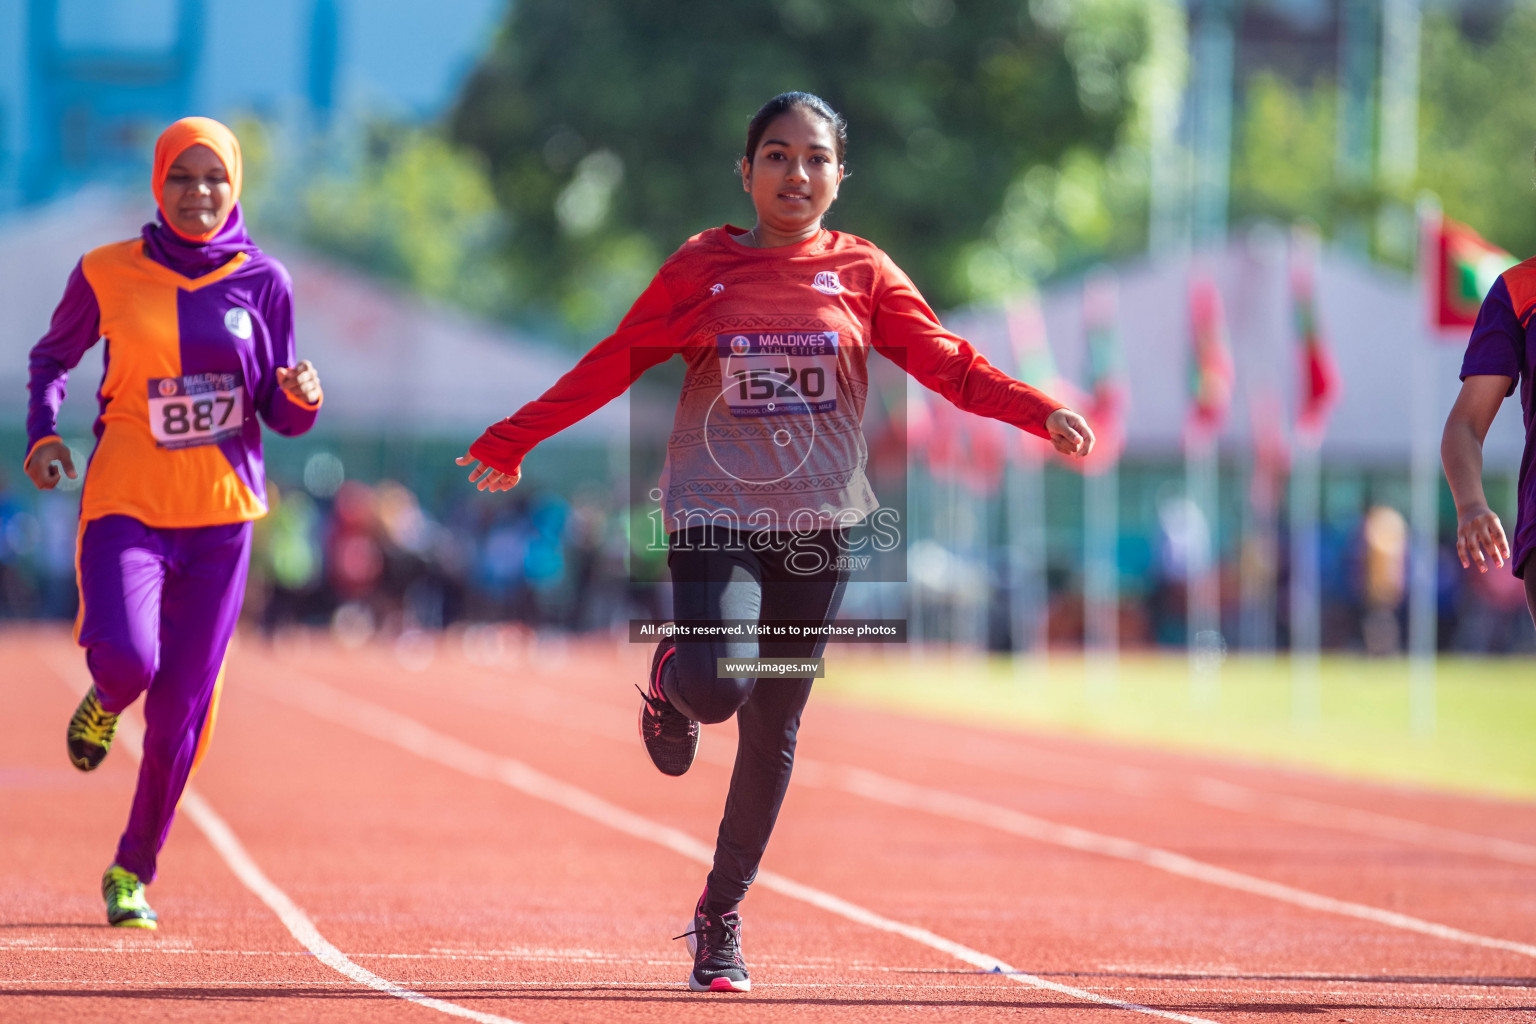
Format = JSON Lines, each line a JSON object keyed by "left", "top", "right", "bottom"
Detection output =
{"left": 0, "top": 0, "right": 502, "bottom": 213}
{"left": 22, "top": 0, "right": 201, "bottom": 205}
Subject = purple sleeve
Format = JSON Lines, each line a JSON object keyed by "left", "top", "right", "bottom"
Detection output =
{"left": 253, "top": 260, "right": 320, "bottom": 438}
{"left": 26, "top": 259, "right": 101, "bottom": 459}
{"left": 1460, "top": 276, "right": 1523, "bottom": 397}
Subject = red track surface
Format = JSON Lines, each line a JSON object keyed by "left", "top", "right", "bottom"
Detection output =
{"left": 5, "top": 624, "right": 1536, "bottom": 1022}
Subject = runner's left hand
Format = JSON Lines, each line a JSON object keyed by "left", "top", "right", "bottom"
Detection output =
{"left": 1046, "top": 408, "right": 1095, "bottom": 457}
{"left": 456, "top": 453, "right": 521, "bottom": 492}
{"left": 276, "top": 360, "right": 322, "bottom": 405}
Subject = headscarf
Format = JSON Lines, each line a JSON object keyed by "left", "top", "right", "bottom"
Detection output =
{"left": 143, "top": 117, "right": 258, "bottom": 276}
{"left": 151, "top": 117, "right": 243, "bottom": 243}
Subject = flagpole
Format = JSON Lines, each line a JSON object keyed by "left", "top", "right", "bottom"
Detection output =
{"left": 905, "top": 380, "right": 926, "bottom": 667}
{"left": 1003, "top": 296, "right": 1059, "bottom": 684}
{"left": 1187, "top": 433, "right": 1221, "bottom": 705}
{"left": 1084, "top": 462, "right": 1118, "bottom": 698}
{"left": 1081, "top": 268, "right": 1124, "bottom": 698}
{"left": 1240, "top": 396, "right": 1283, "bottom": 659}
{"left": 1409, "top": 196, "right": 1441, "bottom": 735}
{"left": 1009, "top": 449, "right": 1048, "bottom": 682}
{"left": 1408, "top": 331, "right": 1437, "bottom": 735}
{"left": 1289, "top": 433, "right": 1322, "bottom": 724}
{"left": 1185, "top": 275, "right": 1232, "bottom": 706}
{"left": 1286, "top": 224, "right": 1337, "bottom": 726}
{"left": 908, "top": 462, "right": 924, "bottom": 663}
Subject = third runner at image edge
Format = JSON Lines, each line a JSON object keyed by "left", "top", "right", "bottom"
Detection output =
{"left": 460, "top": 92, "right": 1093, "bottom": 993}
{"left": 24, "top": 117, "right": 322, "bottom": 929}
{"left": 1442, "top": 228, "right": 1536, "bottom": 621}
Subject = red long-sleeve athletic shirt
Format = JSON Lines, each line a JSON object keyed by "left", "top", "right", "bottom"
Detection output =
{"left": 470, "top": 226, "right": 1064, "bottom": 531}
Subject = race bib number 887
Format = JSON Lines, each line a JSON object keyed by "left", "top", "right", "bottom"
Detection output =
{"left": 147, "top": 372, "right": 245, "bottom": 450}
{"left": 716, "top": 331, "right": 839, "bottom": 418}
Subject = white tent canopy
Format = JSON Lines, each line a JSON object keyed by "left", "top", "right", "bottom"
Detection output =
{"left": 953, "top": 226, "right": 1524, "bottom": 465}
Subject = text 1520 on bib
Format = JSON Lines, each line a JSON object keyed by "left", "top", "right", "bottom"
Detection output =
{"left": 716, "top": 331, "right": 839, "bottom": 417}
{"left": 147, "top": 372, "right": 246, "bottom": 450}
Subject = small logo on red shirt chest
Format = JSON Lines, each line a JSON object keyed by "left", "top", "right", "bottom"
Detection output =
{"left": 812, "top": 271, "right": 843, "bottom": 296}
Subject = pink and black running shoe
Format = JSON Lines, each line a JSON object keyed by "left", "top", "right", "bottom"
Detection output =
{"left": 678, "top": 890, "right": 750, "bottom": 992}
{"left": 637, "top": 635, "right": 699, "bottom": 776}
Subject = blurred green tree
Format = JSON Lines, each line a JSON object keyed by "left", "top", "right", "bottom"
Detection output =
{"left": 1229, "top": 9, "right": 1536, "bottom": 265}
{"left": 241, "top": 121, "right": 510, "bottom": 320}
{"left": 1230, "top": 71, "right": 1335, "bottom": 231}
{"left": 450, "top": 0, "right": 1147, "bottom": 335}
{"left": 298, "top": 125, "right": 510, "bottom": 317}
{"left": 1417, "top": 7, "right": 1536, "bottom": 261}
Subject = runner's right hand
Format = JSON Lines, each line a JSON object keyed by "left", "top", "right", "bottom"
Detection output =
{"left": 1455, "top": 503, "right": 1509, "bottom": 573}
{"left": 23, "top": 440, "right": 76, "bottom": 491}
{"left": 456, "top": 453, "right": 521, "bottom": 492}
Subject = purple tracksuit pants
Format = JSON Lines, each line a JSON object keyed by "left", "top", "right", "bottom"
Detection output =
{"left": 77, "top": 514, "right": 252, "bottom": 883}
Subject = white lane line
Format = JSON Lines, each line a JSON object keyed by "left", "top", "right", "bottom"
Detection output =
{"left": 45, "top": 654, "right": 527, "bottom": 1024}
{"left": 818, "top": 692, "right": 1536, "bottom": 867}
{"left": 1184, "top": 776, "right": 1536, "bottom": 867}
{"left": 332, "top": 658, "right": 1536, "bottom": 959}
{"left": 391, "top": 656, "right": 1536, "bottom": 868}
{"left": 269, "top": 672, "right": 1222, "bottom": 1024}
{"left": 826, "top": 764, "right": 1536, "bottom": 960}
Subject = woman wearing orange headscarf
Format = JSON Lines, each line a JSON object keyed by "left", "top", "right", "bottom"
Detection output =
{"left": 23, "top": 117, "right": 323, "bottom": 928}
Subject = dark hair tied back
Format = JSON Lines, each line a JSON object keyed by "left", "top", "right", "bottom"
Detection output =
{"left": 743, "top": 92, "right": 848, "bottom": 168}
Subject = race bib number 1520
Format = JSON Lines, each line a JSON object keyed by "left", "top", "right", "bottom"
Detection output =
{"left": 716, "top": 331, "right": 839, "bottom": 418}
{"left": 147, "top": 372, "right": 245, "bottom": 450}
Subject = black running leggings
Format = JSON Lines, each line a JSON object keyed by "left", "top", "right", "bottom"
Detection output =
{"left": 661, "top": 526, "right": 849, "bottom": 911}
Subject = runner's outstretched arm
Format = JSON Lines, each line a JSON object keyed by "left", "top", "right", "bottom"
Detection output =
{"left": 868, "top": 251, "right": 1093, "bottom": 456}
{"left": 461, "top": 273, "right": 680, "bottom": 485}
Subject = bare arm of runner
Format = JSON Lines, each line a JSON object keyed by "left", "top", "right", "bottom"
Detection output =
{"left": 1442, "top": 373, "right": 1513, "bottom": 572}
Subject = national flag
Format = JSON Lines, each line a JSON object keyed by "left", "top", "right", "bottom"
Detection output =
{"left": 1005, "top": 293, "right": 1059, "bottom": 393}
{"left": 1187, "top": 275, "right": 1233, "bottom": 439}
{"left": 915, "top": 387, "right": 1005, "bottom": 495}
{"left": 1004, "top": 293, "right": 1083, "bottom": 469}
{"left": 1079, "top": 269, "right": 1127, "bottom": 472}
{"left": 1290, "top": 228, "right": 1340, "bottom": 438}
{"left": 1428, "top": 214, "right": 1516, "bottom": 330}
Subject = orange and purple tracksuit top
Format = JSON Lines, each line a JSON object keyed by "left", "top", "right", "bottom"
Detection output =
{"left": 26, "top": 205, "right": 319, "bottom": 528}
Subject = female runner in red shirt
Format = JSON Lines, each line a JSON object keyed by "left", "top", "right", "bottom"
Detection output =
{"left": 461, "top": 92, "right": 1092, "bottom": 992}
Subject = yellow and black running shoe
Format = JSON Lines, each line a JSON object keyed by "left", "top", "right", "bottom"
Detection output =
{"left": 67, "top": 687, "right": 118, "bottom": 772}
{"left": 102, "top": 865, "right": 157, "bottom": 929}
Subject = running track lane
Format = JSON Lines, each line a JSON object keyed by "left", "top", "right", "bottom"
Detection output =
{"left": 1, "top": 626, "right": 1533, "bottom": 1021}
{"left": 5, "top": 627, "right": 1216, "bottom": 1023}
{"left": 263, "top": 636, "right": 1536, "bottom": 1020}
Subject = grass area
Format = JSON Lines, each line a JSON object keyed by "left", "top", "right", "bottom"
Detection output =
{"left": 820, "top": 651, "right": 1536, "bottom": 801}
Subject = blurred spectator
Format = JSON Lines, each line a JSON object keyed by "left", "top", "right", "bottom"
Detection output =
{"left": 1452, "top": 557, "right": 1536, "bottom": 654}
{"left": 4, "top": 460, "right": 1519, "bottom": 659}
{"left": 1360, "top": 505, "right": 1408, "bottom": 656}
{"left": 248, "top": 483, "right": 323, "bottom": 636}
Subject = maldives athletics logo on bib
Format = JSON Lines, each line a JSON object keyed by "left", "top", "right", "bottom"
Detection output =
{"left": 811, "top": 271, "right": 843, "bottom": 296}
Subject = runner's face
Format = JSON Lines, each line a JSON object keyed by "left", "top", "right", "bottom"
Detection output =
{"left": 161, "top": 144, "right": 233, "bottom": 236}
{"left": 741, "top": 108, "right": 842, "bottom": 243}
